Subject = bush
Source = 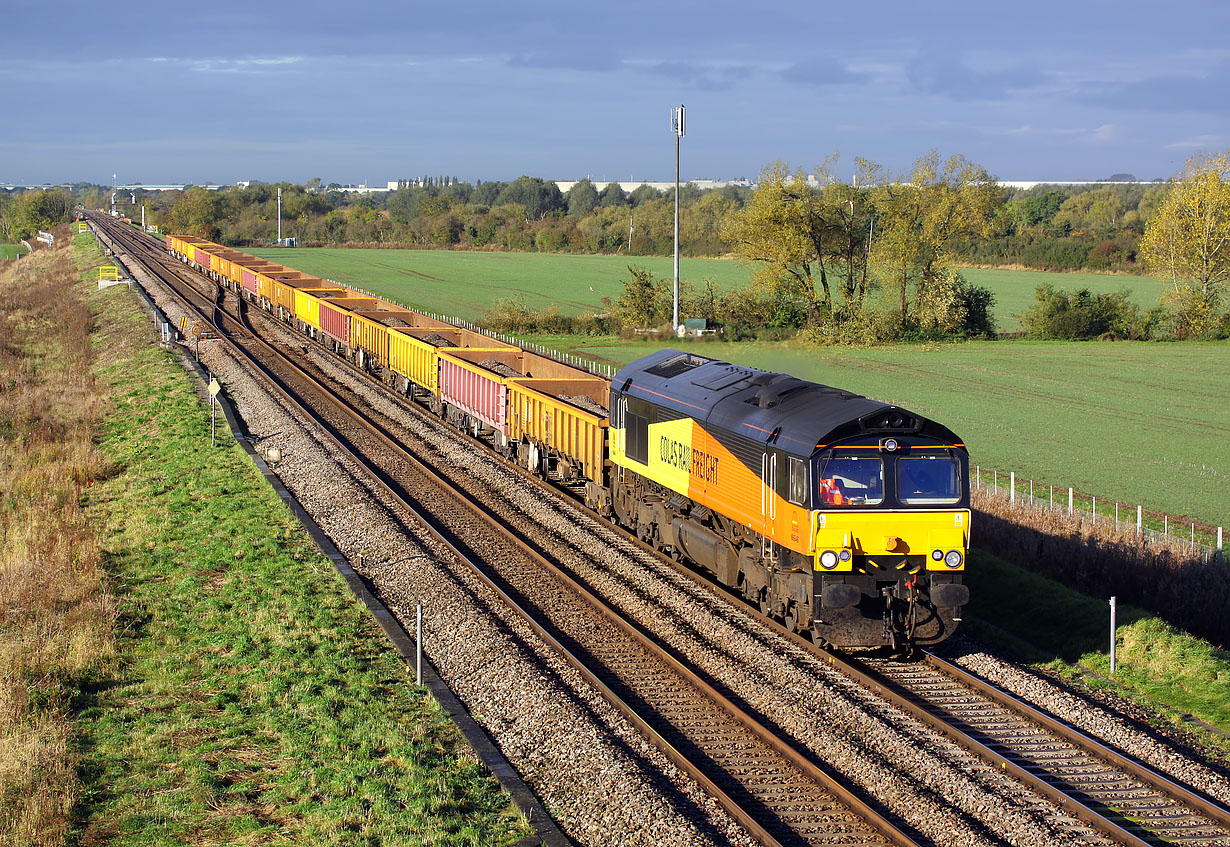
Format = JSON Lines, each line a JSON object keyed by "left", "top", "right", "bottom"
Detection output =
{"left": 1161, "top": 284, "right": 1228, "bottom": 340}
{"left": 1020, "top": 238, "right": 1091, "bottom": 271}
{"left": 1019, "top": 284, "right": 1154, "bottom": 339}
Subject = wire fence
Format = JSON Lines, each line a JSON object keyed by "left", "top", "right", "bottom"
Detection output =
{"left": 299, "top": 281, "right": 1230, "bottom": 565}
{"left": 973, "top": 465, "right": 1223, "bottom": 563}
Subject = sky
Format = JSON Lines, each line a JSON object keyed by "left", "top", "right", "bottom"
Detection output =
{"left": 4, "top": 1, "right": 1229, "bottom": 187}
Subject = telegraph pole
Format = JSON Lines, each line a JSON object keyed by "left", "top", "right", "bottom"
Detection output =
{"left": 671, "top": 105, "right": 685, "bottom": 335}
{"left": 277, "top": 187, "right": 283, "bottom": 244}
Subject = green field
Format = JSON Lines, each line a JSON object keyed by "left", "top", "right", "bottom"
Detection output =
{"left": 560, "top": 337, "right": 1228, "bottom": 531}
{"left": 252, "top": 248, "right": 1164, "bottom": 332}
{"left": 0, "top": 244, "right": 23, "bottom": 260}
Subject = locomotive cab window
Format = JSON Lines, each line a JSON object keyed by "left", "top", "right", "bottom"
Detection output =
{"left": 817, "top": 456, "right": 884, "bottom": 506}
{"left": 897, "top": 455, "right": 961, "bottom": 505}
{"left": 787, "top": 456, "right": 808, "bottom": 506}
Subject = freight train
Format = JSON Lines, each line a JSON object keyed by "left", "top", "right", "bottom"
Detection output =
{"left": 166, "top": 233, "right": 971, "bottom": 649}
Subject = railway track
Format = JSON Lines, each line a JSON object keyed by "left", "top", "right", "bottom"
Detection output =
{"left": 87, "top": 215, "right": 1230, "bottom": 847}
{"left": 88, "top": 214, "right": 923, "bottom": 847}
{"left": 852, "top": 653, "right": 1230, "bottom": 847}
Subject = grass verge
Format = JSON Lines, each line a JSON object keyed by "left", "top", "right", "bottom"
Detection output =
{"left": 964, "top": 548, "right": 1230, "bottom": 748}
{"left": 1, "top": 232, "right": 530, "bottom": 846}
{"left": 0, "top": 237, "right": 115, "bottom": 847}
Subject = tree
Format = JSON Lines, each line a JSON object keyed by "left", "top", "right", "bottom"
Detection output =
{"left": 597, "top": 182, "right": 629, "bottom": 207}
{"left": 1010, "top": 190, "right": 1065, "bottom": 230}
{"left": 614, "top": 266, "right": 670, "bottom": 329}
{"left": 1140, "top": 150, "right": 1230, "bottom": 337}
{"left": 6, "top": 189, "right": 71, "bottom": 240}
{"left": 1054, "top": 187, "right": 1125, "bottom": 233}
{"left": 819, "top": 155, "right": 882, "bottom": 310}
{"left": 721, "top": 162, "right": 839, "bottom": 320}
{"left": 872, "top": 151, "right": 1000, "bottom": 323}
{"left": 496, "top": 176, "right": 564, "bottom": 221}
{"left": 166, "top": 187, "right": 224, "bottom": 239}
{"left": 566, "top": 179, "right": 599, "bottom": 217}
{"left": 629, "top": 184, "right": 662, "bottom": 206}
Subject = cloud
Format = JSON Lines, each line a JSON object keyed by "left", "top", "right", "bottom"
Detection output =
{"left": 780, "top": 54, "right": 868, "bottom": 87}
{"left": 1165, "top": 134, "right": 1227, "bottom": 150}
{"left": 907, "top": 53, "right": 1045, "bottom": 100}
{"left": 508, "top": 52, "right": 620, "bottom": 73}
{"left": 186, "top": 56, "right": 305, "bottom": 74}
{"left": 1077, "top": 58, "right": 1230, "bottom": 115}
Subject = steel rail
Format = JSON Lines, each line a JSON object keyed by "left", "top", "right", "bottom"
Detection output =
{"left": 90, "top": 214, "right": 921, "bottom": 847}
{"left": 99, "top": 213, "right": 1230, "bottom": 846}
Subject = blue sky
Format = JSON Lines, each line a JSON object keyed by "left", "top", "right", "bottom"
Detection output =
{"left": 4, "top": 1, "right": 1228, "bottom": 186}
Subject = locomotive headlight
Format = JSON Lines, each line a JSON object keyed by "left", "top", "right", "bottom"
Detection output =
{"left": 839, "top": 550, "right": 851, "bottom": 562}
{"left": 944, "top": 550, "right": 963, "bottom": 568}
{"left": 820, "top": 550, "right": 839, "bottom": 569}
{"left": 931, "top": 549, "right": 944, "bottom": 561}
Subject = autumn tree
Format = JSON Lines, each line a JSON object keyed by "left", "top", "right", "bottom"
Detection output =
{"left": 4, "top": 189, "right": 71, "bottom": 240}
{"left": 872, "top": 151, "right": 999, "bottom": 325}
{"left": 614, "top": 266, "right": 670, "bottom": 329}
{"left": 720, "top": 162, "right": 838, "bottom": 321}
{"left": 1140, "top": 150, "right": 1230, "bottom": 337}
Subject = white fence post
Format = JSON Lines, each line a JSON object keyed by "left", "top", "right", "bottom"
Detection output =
{"left": 1137, "top": 505, "right": 1142, "bottom": 537}
{"left": 1009, "top": 472, "right": 1015, "bottom": 504}
{"left": 1069, "top": 488, "right": 1073, "bottom": 515}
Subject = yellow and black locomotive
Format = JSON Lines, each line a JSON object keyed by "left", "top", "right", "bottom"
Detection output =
{"left": 607, "top": 350, "right": 970, "bottom": 649}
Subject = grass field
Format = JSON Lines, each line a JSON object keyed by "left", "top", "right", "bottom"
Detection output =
{"left": 559, "top": 337, "right": 1229, "bottom": 531}
{"left": 0, "top": 244, "right": 23, "bottom": 260}
{"left": 251, "top": 248, "right": 1164, "bottom": 332}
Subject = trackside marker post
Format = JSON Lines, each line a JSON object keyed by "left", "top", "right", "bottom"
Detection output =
{"left": 416, "top": 604, "right": 423, "bottom": 685}
{"left": 1109, "top": 596, "right": 1117, "bottom": 675}
{"left": 208, "top": 377, "right": 221, "bottom": 446}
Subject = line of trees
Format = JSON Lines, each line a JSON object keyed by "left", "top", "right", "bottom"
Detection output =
{"left": 25, "top": 147, "right": 1228, "bottom": 341}
{"left": 0, "top": 189, "right": 72, "bottom": 242}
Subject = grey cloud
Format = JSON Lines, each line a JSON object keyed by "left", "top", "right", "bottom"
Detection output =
{"left": 780, "top": 54, "right": 868, "bottom": 87}
{"left": 1077, "top": 59, "right": 1230, "bottom": 115}
{"left": 508, "top": 52, "right": 621, "bottom": 72}
{"left": 907, "top": 54, "right": 1045, "bottom": 101}
{"left": 642, "top": 60, "right": 751, "bottom": 91}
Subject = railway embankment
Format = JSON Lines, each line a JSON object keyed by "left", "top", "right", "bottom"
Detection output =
{"left": 0, "top": 233, "right": 531, "bottom": 846}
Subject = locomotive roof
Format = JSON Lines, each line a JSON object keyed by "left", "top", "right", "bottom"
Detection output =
{"left": 613, "top": 349, "right": 963, "bottom": 456}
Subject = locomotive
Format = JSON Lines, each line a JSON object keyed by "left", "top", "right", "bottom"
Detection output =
{"left": 164, "top": 232, "right": 970, "bottom": 649}
{"left": 608, "top": 349, "right": 969, "bottom": 649}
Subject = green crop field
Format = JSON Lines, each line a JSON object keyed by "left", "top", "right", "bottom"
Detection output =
{"left": 958, "top": 267, "right": 1162, "bottom": 332}
{"left": 252, "top": 247, "right": 1164, "bottom": 332}
{"left": 566, "top": 337, "right": 1229, "bottom": 531}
